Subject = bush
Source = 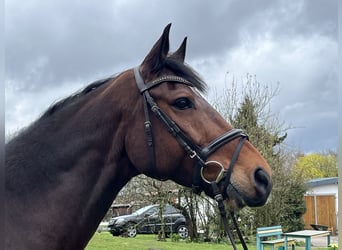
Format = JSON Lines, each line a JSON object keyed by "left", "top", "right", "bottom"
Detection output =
{"left": 171, "top": 233, "right": 181, "bottom": 242}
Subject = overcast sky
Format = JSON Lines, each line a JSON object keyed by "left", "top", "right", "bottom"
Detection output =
{"left": 5, "top": 0, "right": 338, "bottom": 153}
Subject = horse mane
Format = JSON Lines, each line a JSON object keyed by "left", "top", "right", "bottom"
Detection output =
{"left": 41, "top": 76, "right": 116, "bottom": 118}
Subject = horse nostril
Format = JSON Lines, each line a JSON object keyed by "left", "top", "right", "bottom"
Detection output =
{"left": 254, "top": 168, "right": 271, "bottom": 196}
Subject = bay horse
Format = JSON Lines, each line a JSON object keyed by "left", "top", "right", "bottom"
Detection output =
{"left": 5, "top": 24, "right": 272, "bottom": 250}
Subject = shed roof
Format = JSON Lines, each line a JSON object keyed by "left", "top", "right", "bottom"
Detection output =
{"left": 306, "top": 177, "right": 338, "bottom": 187}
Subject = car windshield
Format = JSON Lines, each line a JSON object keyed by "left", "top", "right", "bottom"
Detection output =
{"left": 132, "top": 205, "right": 156, "bottom": 215}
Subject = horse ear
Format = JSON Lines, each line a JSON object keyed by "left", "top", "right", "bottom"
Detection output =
{"left": 170, "top": 37, "right": 187, "bottom": 62}
{"left": 141, "top": 23, "right": 171, "bottom": 73}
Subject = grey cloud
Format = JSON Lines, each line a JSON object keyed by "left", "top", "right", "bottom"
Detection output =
{"left": 5, "top": 0, "right": 285, "bottom": 92}
{"left": 5, "top": 0, "right": 338, "bottom": 152}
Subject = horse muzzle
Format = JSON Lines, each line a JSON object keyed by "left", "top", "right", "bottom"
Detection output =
{"left": 227, "top": 167, "right": 272, "bottom": 208}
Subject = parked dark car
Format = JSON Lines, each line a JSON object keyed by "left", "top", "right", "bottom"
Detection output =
{"left": 108, "top": 204, "right": 189, "bottom": 238}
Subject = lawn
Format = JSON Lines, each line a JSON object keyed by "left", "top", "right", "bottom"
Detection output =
{"left": 85, "top": 232, "right": 328, "bottom": 250}
{"left": 86, "top": 232, "right": 255, "bottom": 250}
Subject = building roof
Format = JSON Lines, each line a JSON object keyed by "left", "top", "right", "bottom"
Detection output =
{"left": 111, "top": 203, "right": 132, "bottom": 208}
{"left": 306, "top": 177, "right": 338, "bottom": 188}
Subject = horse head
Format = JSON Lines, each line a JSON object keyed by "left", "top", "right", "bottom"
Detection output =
{"left": 125, "top": 24, "right": 272, "bottom": 211}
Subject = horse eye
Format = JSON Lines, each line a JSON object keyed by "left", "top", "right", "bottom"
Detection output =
{"left": 173, "top": 97, "right": 193, "bottom": 110}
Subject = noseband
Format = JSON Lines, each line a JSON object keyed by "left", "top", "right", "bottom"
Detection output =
{"left": 134, "top": 67, "right": 248, "bottom": 249}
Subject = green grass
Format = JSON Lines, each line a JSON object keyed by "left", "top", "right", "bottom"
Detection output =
{"left": 86, "top": 232, "right": 328, "bottom": 250}
{"left": 86, "top": 232, "right": 255, "bottom": 250}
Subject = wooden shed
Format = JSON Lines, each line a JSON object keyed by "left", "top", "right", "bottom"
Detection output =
{"left": 303, "top": 177, "right": 338, "bottom": 235}
{"left": 110, "top": 203, "right": 133, "bottom": 217}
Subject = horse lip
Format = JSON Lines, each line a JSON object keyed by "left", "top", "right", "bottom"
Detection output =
{"left": 226, "top": 182, "right": 271, "bottom": 208}
{"left": 204, "top": 181, "right": 271, "bottom": 210}
{"left": 225, "top": 184, "right": 246, "bottom": 209}
{"left": 244, "top": 196, "right": 268, "bottom": 207}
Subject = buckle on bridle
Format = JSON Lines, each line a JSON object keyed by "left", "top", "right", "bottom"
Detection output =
{"left": 144, "top": 121, "right": 152, "bottom": 128}
{"left": 189, "top": 150, "right": 197, "bottom": 159}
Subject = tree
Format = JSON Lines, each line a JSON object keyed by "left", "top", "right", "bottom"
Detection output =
{"left": 294, "top": 152, "right": 338, "bottom": 180}
{"left": 213, "top": 73, "right": 307, "bottom": 233}
{"left": 113, "top": 174, "right": 221, "bottom": 241}
{"left": 251, "top": 151, "right": 307, "bottom": 232}
{"left": 109, "top": 175, "right": 181, "bottom": 240}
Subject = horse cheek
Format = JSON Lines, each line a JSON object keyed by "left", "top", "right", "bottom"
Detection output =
{"left": 124, "top": 131, "right": 150, "bottom": 173}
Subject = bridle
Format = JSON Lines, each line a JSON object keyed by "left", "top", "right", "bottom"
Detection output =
{"left": 134, "top": 67, "right": 248, "bottom": 249}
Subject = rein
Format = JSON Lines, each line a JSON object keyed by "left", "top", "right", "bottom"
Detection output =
{"left": 134, "top": 67, "right": 248, "bottom": 249}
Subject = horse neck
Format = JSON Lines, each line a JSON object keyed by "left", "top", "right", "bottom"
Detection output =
{"left": 5, "top": 73, "right": 139, "bottom": 249}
